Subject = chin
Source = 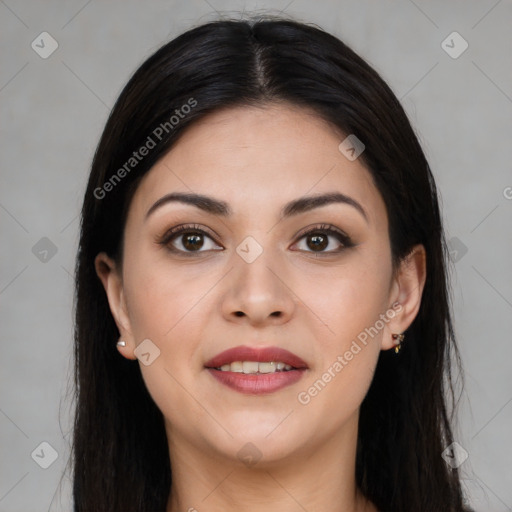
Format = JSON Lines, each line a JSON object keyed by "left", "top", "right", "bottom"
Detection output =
{"left": 211, "top": 417, "right": 312, "bottom": 465}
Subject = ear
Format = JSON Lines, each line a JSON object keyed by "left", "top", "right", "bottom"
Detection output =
{"left": 381, "top": 244, "right": 427, "bottom": 351}
{"left": 94, "top": 252, "right": 137, "bottom": 360}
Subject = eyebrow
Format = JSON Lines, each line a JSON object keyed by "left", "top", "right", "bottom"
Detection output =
{"left": 282, "top": 192, "right": 368, "bottom": 223}
{"left": 145, "top": 191, "right": 368, "bottom": 223}
{"left": 145, "top": 192, "right": 231, "bottom": 219}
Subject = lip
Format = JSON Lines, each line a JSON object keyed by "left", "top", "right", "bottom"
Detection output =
{"left": 206, "top": 368, "right": 306, "bottom": 394}
{"left": 204, "top": 345, "right": 308, "bottom": 395}
{"left": 204, "top": 345, "right": 308, "bottom": 369}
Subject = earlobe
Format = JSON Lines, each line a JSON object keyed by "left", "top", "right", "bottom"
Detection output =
{"left": 94, "top": 252, "right": 137, "bottom": 360}
{"left": 382, "top": 244, "right": 427, "bottom": 351}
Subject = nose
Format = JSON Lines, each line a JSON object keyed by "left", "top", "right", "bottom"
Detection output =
{"left": 220, "top": 251, "right": 296, "bottom": 327}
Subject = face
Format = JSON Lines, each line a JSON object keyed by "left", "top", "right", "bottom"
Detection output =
{"left": 97, "top": 103, "right": 424, "bottom": 467}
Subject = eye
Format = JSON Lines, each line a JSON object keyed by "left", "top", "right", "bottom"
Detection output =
{"left": 158, "top": 224, "right": 223, "bottom": 254}
{"left": 291, "top": 224, "right": 354, "bottom": 253}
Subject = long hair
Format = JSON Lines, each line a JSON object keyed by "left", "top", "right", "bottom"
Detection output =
{"left": 73, "top": 17, "right": 469, "bottom": 511}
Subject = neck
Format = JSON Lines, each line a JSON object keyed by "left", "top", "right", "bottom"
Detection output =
{"left": 165, "top": 412, "right": 377, "bottom": 512}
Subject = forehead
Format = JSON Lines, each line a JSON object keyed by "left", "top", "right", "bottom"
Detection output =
{"left": 129, "top": 103, "right": 387, "bottom": 227}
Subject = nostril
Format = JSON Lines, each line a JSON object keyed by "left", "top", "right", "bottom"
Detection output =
{"left": 231, "top": 310, "right": 283, "bottom": 318}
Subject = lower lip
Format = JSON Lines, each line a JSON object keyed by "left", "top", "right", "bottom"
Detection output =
{"left": 206, "top": 368, "right": 306, "bottom": 394}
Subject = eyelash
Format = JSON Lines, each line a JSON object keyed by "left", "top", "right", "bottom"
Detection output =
{"left": 157, "top": 224, "right": 219, "bottom": 255}
{"left": 157, "top": 223, "right": 355, "bottom": 255}
{"left": 293, "top": 223, "right": 355, "bottom": 253}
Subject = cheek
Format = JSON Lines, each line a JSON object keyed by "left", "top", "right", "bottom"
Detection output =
{"left": 121, "top": 253, "right": 219, "bottom": 405}
{"left": 121, "top": 265, "right": 216, "bottom": 434}
{"left": 292, "top": 253, "right": 392, "bottom": 349}
{"left": 123, "top": 252, "right": 217, "bottom": 340}
{"left": 290, "top": 252, "right": 391, "bottom": 414}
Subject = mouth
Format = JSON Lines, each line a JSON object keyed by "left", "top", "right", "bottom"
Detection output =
{"left": 212, "top": 361, "right": 297, "bottom": 373}
{"left": 204, "top": 345, "right": 308, "bottom": 395}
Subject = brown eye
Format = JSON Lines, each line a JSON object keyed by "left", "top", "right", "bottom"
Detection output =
{"left": 307, "top": 233, "right": 328, "bottom": 251}
{"left": 160, "top": 225, "right": 223, "bottom": 254}
{"left": 291, "top": 224, "right": 354, "bottom": 254}
{"left": 182, "top": 233, "right": 204, "bottom": 251}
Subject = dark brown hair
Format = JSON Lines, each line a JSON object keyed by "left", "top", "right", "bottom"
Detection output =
{"left": 72, "top": 17, "right": 470, "bottom": 511}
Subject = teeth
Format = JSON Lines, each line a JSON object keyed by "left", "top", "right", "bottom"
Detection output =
{"left": 258, "top": 362, "right": 275, "bottom": 374}
{"left": 216, "top": 361, "right": 294, "bottom": 373}
{"left": 230, "top": 361, "right": 243, "bottom": 372}
{"left": 243, "top": 361, "right": 259, "bottom": 373}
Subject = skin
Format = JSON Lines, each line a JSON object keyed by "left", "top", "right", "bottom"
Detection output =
{"left": 96, "top": 103, "right": 426, "bottom": 512}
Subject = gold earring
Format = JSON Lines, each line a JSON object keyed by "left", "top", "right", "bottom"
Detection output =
{"left": 392, "top": 333, "right": 405, "bottom": 354}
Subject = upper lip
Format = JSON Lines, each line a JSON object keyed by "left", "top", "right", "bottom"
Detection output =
{"left": 204, "top": 345, "right": 308, "bottom": 369}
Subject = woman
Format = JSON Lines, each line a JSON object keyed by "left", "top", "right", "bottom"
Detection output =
{"left": 73, "top": 17, "right": 471, "bottom": 511}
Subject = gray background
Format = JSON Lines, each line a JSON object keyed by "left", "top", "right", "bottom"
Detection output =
{"left": 1, "top": 1, "right": 511, "bottom": 511}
